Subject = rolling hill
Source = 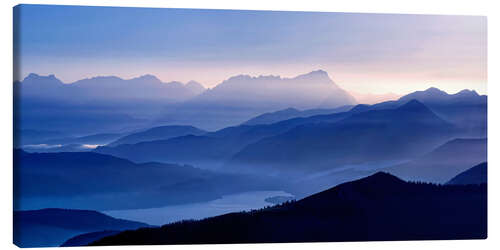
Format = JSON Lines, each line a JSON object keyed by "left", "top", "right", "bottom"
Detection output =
{"left": 14, "top": 208, "right": 149, "bottom": 247}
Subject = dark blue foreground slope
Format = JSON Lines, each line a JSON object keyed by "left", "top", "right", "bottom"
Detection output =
{"left": 447, "top": 162, "right": 487, "bottom": 185}
{"left": 13, "top": 208, "right": 150, "bottom": 247}
{"left": 92, "top": 172, "right": 487, "bottom": 245}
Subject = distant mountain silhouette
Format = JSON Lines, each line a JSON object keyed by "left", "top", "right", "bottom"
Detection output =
{"left": 399, "top": 88, "right": 487, "bottom": 137}
{"left": 16, "top": 73, "right": 205, "bottom": 102}
{"left": 14, "top": 208, "right": 149, "bottom": 247}
{"left": 355, "top": 87, "right": 486, "bottom": 137}
{"left": 331, "top": 87, "right": 486, "bottom": 138}
{"left": 447, "top": 162, "right": 487, "bottom": 185}
{"left": 14, "top": 150, "right": 285, "bottom": 210}
{"left": 15, "top": 71, "right": 485, "bottom": 137}
{"left": 91, "top": 172, "right": 487, "bottom": 245}
{"left": 107, "top": 125, "right": 206, "bottom": 147}
{"left": 14, "top": 73, "right": 206, "bottom": 134}
{"left": 242, "top": 105, "right": 353, "bottom": 126}
{"left": 398, "top": 87, "right": 483, "bottom": 104}
{"left": 194, "top": 70, "right": 356, "bottom": 109}
{"left": 155, "top": 70, "right": 357, "bottom": 130}
{"left": 387, "top": 138, "right": 487, "bottom": 183}
{"left": 228, "top": 100, "right": 456, "bottom": 175}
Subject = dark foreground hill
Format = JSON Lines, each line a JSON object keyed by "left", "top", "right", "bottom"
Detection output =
{"left": 13, "top": 208, "right": 150, "bottom": 247}
{"left": 61, "top": 230, "right": 121, "bottom": 247}
{"left": 447, "top": 162, "right": 487, "bottom": 185}
{"left": 92, "top": 172, "right": 486, "bottom": 245}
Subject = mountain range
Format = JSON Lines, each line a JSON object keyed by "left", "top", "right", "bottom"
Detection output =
{"left": 94, "top": 87, "right": 485, "bottom": 178}
{"left": 228, "top": 100, "right": 456, "bottom": 175}
{"left": 153, "top": 70, "right": 357, "bottom": 130}
{"left": 15, "top": 73, "right": 205, "bottom": 102}
{"left": 15, "top": 70, "right": 485, "bottom": 136}
{"left": 235, "top": 87, "right": 486, "bottom": 136}
{"left": 13, "top": 68, "right": 488, "bottom": 246}
{"left": 93, "top": 112, "right": 355, "bottom": 169}
{"left": 14, "top": 74, "right": 206, "bottom": 135}
{"left": 14, "top": 70, "right": 358, "bottom": 134}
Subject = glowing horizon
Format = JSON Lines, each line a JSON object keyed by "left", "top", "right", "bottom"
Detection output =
{"left": 17, "top": 70, "right": 486, "bottom": 98}
{"left": 14, "top": 5, "right": 487, "bottom": 96}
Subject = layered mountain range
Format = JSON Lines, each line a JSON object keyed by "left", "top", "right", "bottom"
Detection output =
{"left": 13, "top": 69, "right": 488, "bottom": 247}
{"left": 14, "top": 70, "right": 358, "bottom": 134}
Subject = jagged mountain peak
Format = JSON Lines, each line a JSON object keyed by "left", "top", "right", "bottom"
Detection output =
{"left": 130, "top": 74, "right": 162, "bottom": 83}
{"left": 22, "top": 73, "right": 63, "bottom": 84}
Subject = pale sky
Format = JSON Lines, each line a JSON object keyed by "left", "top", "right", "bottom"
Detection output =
{"left": 14, "top": 5, "right": 487, "bottom": 95}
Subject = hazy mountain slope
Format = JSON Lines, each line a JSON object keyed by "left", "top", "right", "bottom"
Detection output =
{"left": 13, "top": 208, "right": 149, "bottom": 247}
{"left": 344, "top": 87, "right": 486, "bottom": 137}
{"left": 14, "top": 150, "right": 285, "bottom": 210}
{"left": 192, "top": 70, "right": 356, "bottom": 109}
{"left": 155, "top": 70, "right": 357, "bottom": 130}
{"left": 94, "top": 110, "right": 354, "bottom": 169}
{"left": 242, "top": 105, "right": 353, "bottom": 126}
{"left": 17, "top": 73, "right": 205, "bottom": 102}
{"left": 386, "top": 138, "right": 487, "bottom": 183}
{"left": 228, "top": 100, "right": 456, "bottom": 175}
{"left": 107, "top": 125, "right": 206, "bottom": 147}
{"left": 399, "top": 88, "right": 487, "bottom": 137}
{"left": 14, "top": 73, "right": 205, "bottom": 135}
{"left": 92, "top": 172, "right": 487, "bottom": 245}
{"left": 43, "top": 133, "right": 124, "bottom": 146}
{"left": 447, "top": 162, "right": 487, "bottom": 185}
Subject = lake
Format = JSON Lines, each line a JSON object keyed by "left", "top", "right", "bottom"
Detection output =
{"left": 103, "top": 190, "right": 293, "bottom": 226}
